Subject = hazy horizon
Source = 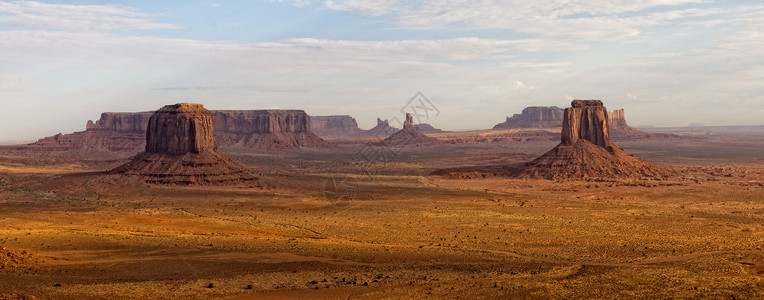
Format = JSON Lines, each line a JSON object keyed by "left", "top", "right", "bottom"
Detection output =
{"left": 2, "top": 0, "right": 764, "bottom": 140}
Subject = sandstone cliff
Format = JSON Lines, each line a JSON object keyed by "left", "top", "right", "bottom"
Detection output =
{"left": 609, "top": 109, "right": 647, "bottom": 137}
{"left": 10, "top": 109, "right": 329, "bottom": 155}
{"left": 19, "top": 112, "right": 152, "bottom": 155}
{"left": 86, "top": 112, "right": 153, "bottom": 133}
{"left": 493, "top": 106, "right": 564, "bottom": 129}
{"left": 213, "top": 110, "right": 330, "bottom": 150}
{"left": 112, "top": 103, "right": 255, "bottom": 185}
{"left": 515, "top": 100, "right": 666, "bottom": 180}
{"left": 310, "top": 115, "right": 364, "bottom": 139}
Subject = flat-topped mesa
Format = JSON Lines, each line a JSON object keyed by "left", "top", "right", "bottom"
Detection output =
{"left": 146, "top": 103, "right": 216, "bottom": 155}
{"left": 213, "top": 110, "right": 329, "bottom": 150}
{"left": 561, "top": 100, "right": 612, "bottom": 148}
{"left": 310, "top": 115, "right": 363, "bottom": 139}
{"left": 213, "top": 110, "right": 310, "bottom": 134}
{"left": 86, "top": 112, "right": 153, "bottom": 133}
{"left": 112, "top": 103, "right": 255, "bottom": 185}
{"left": 493, "top": 106, "right": 565, "bottom": 129}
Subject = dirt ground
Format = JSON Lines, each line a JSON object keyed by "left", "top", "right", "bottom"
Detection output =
{"left": 0, "top": 133, "right": 762, "bottom": 299}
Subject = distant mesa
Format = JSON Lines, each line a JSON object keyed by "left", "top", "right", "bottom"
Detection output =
{"left": 609, "top": 108, "right": 647, "bottom": 137}
{"left": 512, "top": 100, "right": 666, "bottom": 180}
{"left": 11, "top": 109, "right": 329, "bottom": 156}
{"left": 493, "top": 106, "right": 564, "bottom": 129}
{"left": 311, "top": 115, "right": 364, "bottom": 139}
{"left": 111, "top": 103, "right": 256, "bottom": 185}
{"left": 377, "top": 113, "right": 439, "bottom": 147}
{"left": 310, "top": 116, "right": 406, "bottom": 139}
{"left": 213, "top": 110, "right": 330, "bottom": 150}
{"left": 413, "top": 123, "right": 449, "bottom": 134}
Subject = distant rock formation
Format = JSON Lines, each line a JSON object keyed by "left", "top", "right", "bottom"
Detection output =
{"left": 111, "top": 103, "right": 255, "bottom": 185}
{"left": 86, "top": 112, "right": 153, "bottom": 133}
{"left": 10, "top": 109, "right": 329, "bottom": 155}
{"left": 413, "top": 123, "right": 449, "bottom": 134}
{"left": 515, "top": 100, "right": 665, "bottom": 180}
{"left": 20, "top": 112, "right": 153, "bottom": 154}
{"left": 378, "top": 113, "right": 439, "bottom": 147}
{"left": 213, "top": 110, "right": 330, "bottom": 150}
{"left": 366, "top": 118, "right": 399, "bottom": 138}
{"left": 311, "top": 115, "right": 364, "bottom": 139}
{"left": 609, "top": 109, "right": 647, "bottom": 137}
{"left": 493, "top": 106, "right": 564, "bottom": 129}
{"left": 310, "top": 116, "right": 402, "bottom": 139}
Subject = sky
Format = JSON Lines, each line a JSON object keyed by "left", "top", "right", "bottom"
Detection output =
{"left": 1, "top": 0, "right": 763, "bottom": 141}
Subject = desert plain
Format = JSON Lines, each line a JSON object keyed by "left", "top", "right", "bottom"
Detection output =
{"left": 1, "top": 126, "right": 763, "bottom": 299}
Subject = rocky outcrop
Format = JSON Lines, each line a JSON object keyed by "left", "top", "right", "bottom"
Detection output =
{"left": 112, "top": 103, "right": 255, "bottom": 185}
{"left": 310, "top": 115, "right": 364, "bottom": 139}
{"left": 609, "top": 109, "right": 646, "bottom": 136}
{"left": 514, "top": 100, "right": 666, "bottom": 180}
{"left": 561, "top": 100, "right": 612, "bottom": 148}
{"left": 377, "top": 113, "right": 439, "bottom": 147}
{"left": 213, "top": 110, "right": 330, "bottom": 150}
{"left": 493, "top": 106, "right": 564, "bottom": 129}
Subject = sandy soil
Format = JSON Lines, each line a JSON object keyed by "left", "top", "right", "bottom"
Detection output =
{"left": 0, "top": 134, "right": 762, "bottom": 299}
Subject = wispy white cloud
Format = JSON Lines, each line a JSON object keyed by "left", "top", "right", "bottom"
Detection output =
{"left": 0, "top": 1, "right": 180, "bottom": 31}
{"left": 280, "top": 0, "right": 729, "bottom": 41}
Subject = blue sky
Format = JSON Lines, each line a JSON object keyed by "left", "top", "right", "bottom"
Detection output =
{"left": 1, "top": 0, "right": 763, "bottom": 140}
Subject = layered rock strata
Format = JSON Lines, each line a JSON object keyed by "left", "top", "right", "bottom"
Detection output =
{"left": 111, "top": 103, "right": 255, "bottom": 185}
{"left": 8, "top": 109, "right": 328, "bottom": 155}
{"left": 213, "top": 110, "right": 329, "bottom": 150}
{"left": 493, "top": 106, "right": 564, "bottom": 129}
{"left": 609, "top": 109, "right": 648, "bottom": 137}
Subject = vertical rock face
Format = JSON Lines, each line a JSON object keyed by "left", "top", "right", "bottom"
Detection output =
{"left": 112, "top": 103, "right": 255, "bottom": 185}
{"left": 146, "top": 104, "right": 217, "bottom": 155}
{"left": 403, "top": 113, "right": 414, "bottom": 129}
{"left": 213, "top": 110, "right": 329, "bottom": 150}
{"left": 516, "top": 100, "right": 666, "bottom": 180}
{"left": 493, "top": 106, "right": 565, "bottom": 129}
{"left": 16, "top": 112, "right": 153, "bottom": 155}
{"left": 214, "top": 110, "right": 310, "bottom": 134}
{"left": 561, "top": 100, "right": 612, "bottom": 148}
{"left": 609, "top": 109, "right": 647, "bottom": 137}
{"left": 310, "top": 115, "right": 363, "bottom": 139}
{"left": 86, "top": 112, "right": 153, "bottom": 133}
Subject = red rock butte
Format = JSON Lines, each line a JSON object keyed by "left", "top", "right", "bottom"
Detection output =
{"left": 377, "top": 113, "right": 438, "bottom": 147}
{"left": 516, "top": 100, "right": 666, "bottom": 180}
{"left": 111, "top": 103, "right": 256, "bottom": 185}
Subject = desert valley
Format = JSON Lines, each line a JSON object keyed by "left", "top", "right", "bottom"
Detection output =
{"left": 0, "top": 100, "right": 762, "bottom": 299}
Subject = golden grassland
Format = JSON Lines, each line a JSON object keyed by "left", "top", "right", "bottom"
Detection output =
{"left": 0, "top": 136, "right": 763, "bottom": 299}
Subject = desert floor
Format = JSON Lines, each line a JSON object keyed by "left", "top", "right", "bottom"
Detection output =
{"left": 1, "top": 133, "right": 763, "bottom": 299}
